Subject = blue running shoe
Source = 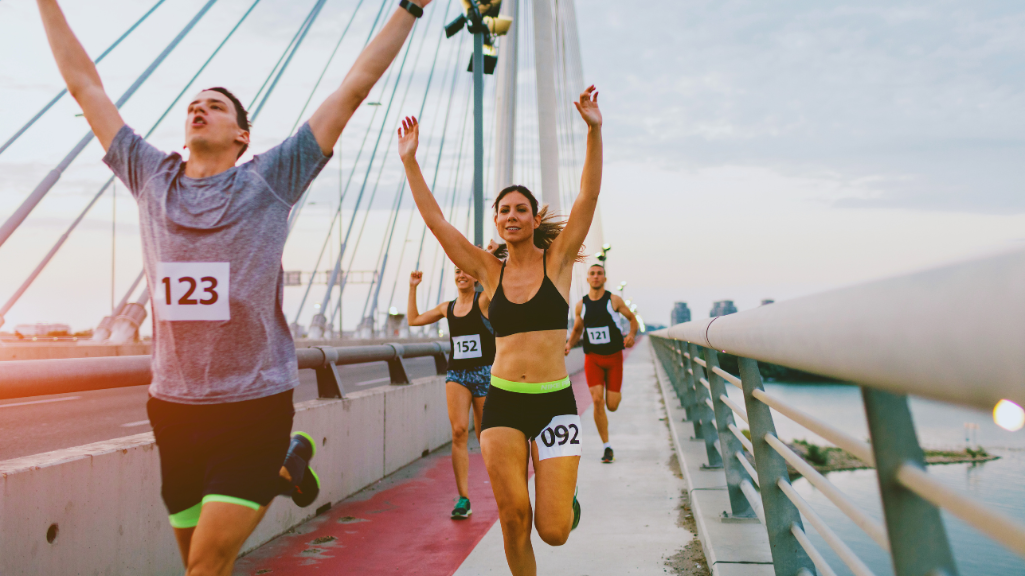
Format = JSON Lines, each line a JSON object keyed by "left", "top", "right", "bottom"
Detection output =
{"left": 282, "top": 431, "right": 320, "bottom": 508}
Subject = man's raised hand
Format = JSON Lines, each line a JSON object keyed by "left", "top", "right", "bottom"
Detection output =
{"left": 397, "top": 116, "right": 420, "bottom": 162}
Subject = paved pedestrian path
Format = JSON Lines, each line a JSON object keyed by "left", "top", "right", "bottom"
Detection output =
{"left": 234, "top": 339, "right": 691, "bottom": 575}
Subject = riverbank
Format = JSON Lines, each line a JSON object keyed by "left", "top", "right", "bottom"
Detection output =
{"left": 786, "top": 439, "right": 1000, "bottom": 475}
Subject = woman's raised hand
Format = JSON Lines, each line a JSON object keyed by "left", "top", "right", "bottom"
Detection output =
{"left": 574, "top": 85, "right": 601, "bottom": 128}
{"left": 397, "top": 116, "right": 420, "bottom": 162}
{"left": 409, "top": 270, "right": 423, "bottom": 287}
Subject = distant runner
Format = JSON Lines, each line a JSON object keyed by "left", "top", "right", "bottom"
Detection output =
{"left": 34, "top": 0, "right": 431, "bottom": 573}
{"left": 566, "top": 264, "right": 638, "bottom": 463}
{"left": 407, "top": 260, "right": 496, "bottom": 520}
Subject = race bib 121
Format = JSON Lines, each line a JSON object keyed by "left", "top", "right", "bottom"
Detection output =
{"left": 535, "top": 414, "right": 583, "bottom": 460}
{"left": 452, "top": 334, "right": 483, "bottom": 359}
{"left": 154, "top": 262, "right": 230, "bottom": 321}
{"left": 587, "top": 326, "right": 611, "bottom": 344}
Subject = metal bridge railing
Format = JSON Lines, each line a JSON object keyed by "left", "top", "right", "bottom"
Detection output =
{"left": 650, "top": 248, "right": 1025, "bottom": 576}
{"left": 0, "top": 342, "right": 450, "bottom": 401}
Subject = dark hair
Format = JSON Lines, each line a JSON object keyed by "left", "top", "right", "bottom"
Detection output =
{"left": 491, "top": 185, "right": 585, "bottom": 261}
{"left": 205, "top": 87, "right": 250, "bottom": 158}
{"left": 589, "top": 263, "right": 605, "bottom": 270}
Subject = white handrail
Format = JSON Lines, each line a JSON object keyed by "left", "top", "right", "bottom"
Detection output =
{"left": 896, "top": 463, "right": 1025, "bottom": 558}
{"left": 728, "top": 423, "right": 753, "bottom": 452}
{"left": 720, "top": 395, "right": 749, "bottom": 423}
{"left": 778, "top": 479, "right": 878, "bottom": 576}
{"left": 693, "top": 357, "right": 707, "bottom": 368}
{"left": 654, "top": 249, "right": 1025, "bottom": 411}
{"left": 752, "top": 388, "right": 875, "bottom": 466}
{"left": 735, "top": 450, "right": 759, "bottom": 487}
{"left": 740, "top": 479, "right": 765, "bottom": 524}
{"left": 712, "top": 366, "right": 743, "bottom": 390}
{"left": 765, "top": 434, "right": 890, "bottom": 551}
{"left": 792, "top": 524, "right": 840, "bottom": 576}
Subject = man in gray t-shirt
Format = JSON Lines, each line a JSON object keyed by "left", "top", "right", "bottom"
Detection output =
{"left": 35, "top": 0, "right": 432, "bottom": 570}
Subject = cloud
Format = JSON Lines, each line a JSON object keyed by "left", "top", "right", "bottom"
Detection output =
{"left": 577, "top": 0, "right": 1025, "bottom": 213}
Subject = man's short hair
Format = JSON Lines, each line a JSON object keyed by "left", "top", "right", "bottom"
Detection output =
{"left": 205, "top": 86, "right": 250, "bottom": 158}
{"left": 589, "top": 263, "right": 605, "bottom": 271}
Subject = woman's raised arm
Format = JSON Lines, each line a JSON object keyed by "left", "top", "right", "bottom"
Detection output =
{"left": 398, "top": 116, "right": 497, "bottom": 287}
{"left": 551, "top": 86, "right": 602, "bottom": 268}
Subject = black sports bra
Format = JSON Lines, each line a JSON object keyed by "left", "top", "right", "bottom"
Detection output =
{"left": 487, "top": 250, "right": 570, "bottom": 337}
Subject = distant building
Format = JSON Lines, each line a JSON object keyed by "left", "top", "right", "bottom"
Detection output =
{"left": 710, "top": 300, "right": 737, "bottom": 318}
{"left": 761, "top": 299, "right": 775, "bottom": 306}
{"left": 671, "top": 302, "right": 691, "bottom": 325}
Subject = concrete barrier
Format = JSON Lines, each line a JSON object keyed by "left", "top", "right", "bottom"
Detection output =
{"left": 0, "top": 374, "right": 450, "bottom": 576}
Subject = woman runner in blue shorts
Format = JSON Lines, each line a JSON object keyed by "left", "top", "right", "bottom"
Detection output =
{"left": 407, "top": 264, "right": 495, "bottom": 519}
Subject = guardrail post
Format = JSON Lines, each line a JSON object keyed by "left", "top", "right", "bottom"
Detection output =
{"left": 313, "top": 346, "right": 345, "bottom": 399}
{"left": 681, "top": 342, "right": 698, "bottom": 423}
{"left": 385, "top": 343, "right": 411, "bottom": 385}
{"left": 432, "top": 342, "right": 449, "bottom": 375}
{"left": 862, "top": 388, "right": 959, "bottom": 576}
{"left": 738, "top": 357, "right": 815, "bottom": 575}
{"left": 689, "top": 343, "right": 721, "bottom": 467}
{"left": 703, "top": 348, "right": 756, "bottom": 520}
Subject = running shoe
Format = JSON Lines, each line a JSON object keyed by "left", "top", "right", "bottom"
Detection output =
{"left": 571, "top": 488, "right": 581, "bottom": 531}
{"left": 601, "top": 447, "right": 615, "bottom": 463}
{"left": 282, "top": 431, "right": 321, "bottom": 508}
{"left": 451, "top": 496, "right": 472, "bottom": 519}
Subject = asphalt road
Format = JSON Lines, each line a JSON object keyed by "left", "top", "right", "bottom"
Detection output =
{"left": 0, "top": 357, "right": 440, "bottom": 462}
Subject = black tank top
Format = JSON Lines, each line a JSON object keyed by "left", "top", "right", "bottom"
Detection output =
{"left": 487, "top": 250, "right": 570, "bottom": 337}
{"left": 447, "top": 292, "right": 496, "bottom": 369}
{"left": 582, "top": 290, "right": 625, "bottom": 355}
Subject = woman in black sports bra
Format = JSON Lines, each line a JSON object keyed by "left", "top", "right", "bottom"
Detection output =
{"left": 398, "top": 85, "right": 603, "bottom": 576}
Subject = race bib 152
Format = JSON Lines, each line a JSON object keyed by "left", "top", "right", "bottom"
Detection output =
{"left": 154, "top": 262, "right": 230, "bottom": 321}
{"left": 535, "top": 414, "right": 583, "bottom": 460}
{"left": 452, "top": 334, "right": 483, "bottom": 359}
{"left": 586, "top": 326, "right": 611, "bottom": 344}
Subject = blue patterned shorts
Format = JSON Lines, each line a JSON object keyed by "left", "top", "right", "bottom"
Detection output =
{"left": 446, "top": 365, "right": 492, "bottom": 398}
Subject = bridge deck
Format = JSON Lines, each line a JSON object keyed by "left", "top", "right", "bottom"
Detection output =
{"left": 233, "top": 340, "right": 696, "bottom": 575}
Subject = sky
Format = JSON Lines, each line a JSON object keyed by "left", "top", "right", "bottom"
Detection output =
{"left": 1, "top": 0, "right": 1023, "bottom": 333}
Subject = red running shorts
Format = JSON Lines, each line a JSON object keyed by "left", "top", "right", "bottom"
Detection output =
{"left": 584, "top": 351, "right": 624, "bottom": 393}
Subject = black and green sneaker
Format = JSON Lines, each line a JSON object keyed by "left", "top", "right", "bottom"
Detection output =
{"left": 571, "top": 488, "right": 581, "bottom": 531}
{"left": 451, "top": 496, "right": 472, "bottom": 519}
{"left": 282, "top": 431, "right": 320, "bottom": 508}
{"left": 601, "top": 447, "right": 615, "bottom": 463}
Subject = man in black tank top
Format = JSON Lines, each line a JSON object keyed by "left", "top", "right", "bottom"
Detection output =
{"left": 566, "top": 264, "right": 638, "bottom": 463}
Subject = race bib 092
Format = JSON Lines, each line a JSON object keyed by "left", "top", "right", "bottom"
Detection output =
{"left": 154, "top": 262, "right": 230, "bottom": 321}
{"left": 535, "top": 414, "right": 583, "bottom": 460}
{"left": 586, "top": 326, "right": 611, "bottom": 344}
{"left": 452, "top": 334, "right": 483, "bottom": 359}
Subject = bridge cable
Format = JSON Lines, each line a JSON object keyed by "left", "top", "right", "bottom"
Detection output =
{"left": 251, "top": 0, "right": 330, "bottom": 121}
{"left": 0, "top": 0, "right": 221, "bottom": 252}
{"left": 285, "top": 0, "right": 372, "bottom": 234}
{"left": 427, "top": 83, "right": 473, "bottom": 308}
{"left": 359, "top": 0, "right": 452, "bottom": 326}
{"left": 0, "top": 0, "right": 168, "bottom": 158}
{"left": 305, "top": 17, "right": 423, "bottom": 329}
{"left": 289, "top": 0, "right": 395, "bottom": 325}
{"left": 383, "top": 21, "right": 465, "bottom": 313}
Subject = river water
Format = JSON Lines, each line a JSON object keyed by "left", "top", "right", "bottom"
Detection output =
{"left": 723, "top": 382, "right": 1025, "bottom": 575}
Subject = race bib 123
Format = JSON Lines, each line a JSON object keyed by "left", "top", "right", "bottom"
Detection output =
{"left": 154, "top": 262, "right": 230, "bottom": 321}
{"left": 452, "top": 334, "right": 483, "bottom": 359}
{"left": 535, "top": 414, "right": 583, "bottom": 460}
{"left": 586, "top": 326, "right": 611, "bottom": 344}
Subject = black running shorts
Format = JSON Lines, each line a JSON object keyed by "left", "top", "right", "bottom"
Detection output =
{"left": 146, "top": 389, "right": 294, "bottom": 528}
{"left": 481, "top": 384, "right": 578, "bottom": 440}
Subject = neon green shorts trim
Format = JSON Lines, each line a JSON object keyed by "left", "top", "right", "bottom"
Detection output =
{"left": 490, "top": 375, "right": 571, "bottom": 394}
{"left": 167, "top": 495, "right": 262, "bottom": 528}
{"left": 168, "top": 502, "right": 202, "bottom": 529}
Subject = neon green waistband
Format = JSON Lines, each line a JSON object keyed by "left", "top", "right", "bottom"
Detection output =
{"left": 490, "top": 375, "right": 571, "bottom": 394}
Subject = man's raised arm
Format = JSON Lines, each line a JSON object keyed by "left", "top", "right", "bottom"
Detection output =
{"left": 308, "top": 0, "right": 430, "bottom": 155}
{"left": 36, "top": 0, "right": 124, "bottom": 151}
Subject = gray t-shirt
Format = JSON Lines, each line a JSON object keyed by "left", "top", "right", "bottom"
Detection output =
{"left": 103, "top": 122, "right": 330, "bottom": 404}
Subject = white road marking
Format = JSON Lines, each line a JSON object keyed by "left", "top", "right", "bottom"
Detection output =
{"left": 356, "top": 377, "right": 391, "bottom": 386}
{"left": 0, "top": 396, "right": 81, "bottom": 409}
{"left": 121, "top": 420, "right": 151, "bottom": 428}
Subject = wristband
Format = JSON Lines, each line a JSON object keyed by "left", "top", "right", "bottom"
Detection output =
{"left": 399, "top": 0, "right": 423, "bottom": 18}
